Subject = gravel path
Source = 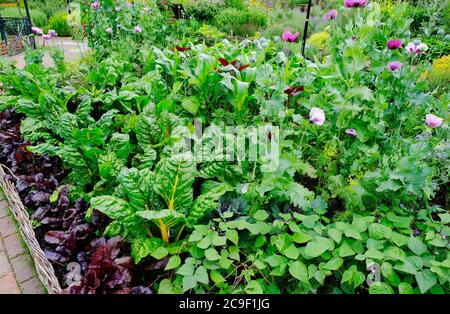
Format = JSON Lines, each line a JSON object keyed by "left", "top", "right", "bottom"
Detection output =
{"left": 4, "top": 36, "right": 89, "bottom": 69}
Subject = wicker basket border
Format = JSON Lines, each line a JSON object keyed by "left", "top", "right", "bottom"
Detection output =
{"left": 0, "top": 165, "right": 63, "bottom": 294}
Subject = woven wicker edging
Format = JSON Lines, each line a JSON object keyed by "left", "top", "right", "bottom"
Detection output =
{"left": 0, "top": 165, "right": 63, "bottom": 294}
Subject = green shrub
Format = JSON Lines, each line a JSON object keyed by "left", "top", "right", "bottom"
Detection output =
{"left": 29, "top": 0, "right": 67, "bottom": 19}
{"left": 185, "top": 0, "right": 220, "bottom": 22}
{"left": 288, "top": 0, "right": 309, "bottom": 7}
{"left": 263, "top": 8, "right": 323, "bottom": 40}
{"left": 215, "top": 7, "right": 269, "bottom": 36}
{"left": 247, "top": 8, "right": 269, "bottom": 27}
{"left": 224, "top": 0, "right": 246, "bottom": 10}
{"left": 45, "top": 11, "right": 71, "bottom": 37}
{"left": 0, "top": 7, "right": 48, "bottom": 27}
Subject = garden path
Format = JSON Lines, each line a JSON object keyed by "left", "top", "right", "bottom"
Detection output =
{"left": 0, "top": 188, "right": 46, "bottom": 294}
{"left": 5, "top": 37, "right": 89, "bottom": 69}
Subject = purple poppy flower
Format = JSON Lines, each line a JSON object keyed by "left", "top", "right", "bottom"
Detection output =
{"left": 282, "top": 29, "right": 300, "bottom": 43}
{"left": 344, "top": 0, "right": 366, "bottom": 8}
{"left": 42, "top": 34, "right": 52, "bottom": 40}
{"left": 31, "top": 27, "right": 43, "bottom": 35}
{"left": 91, "top": 1, "right": 100, "bottom": 10}
{"left": 133, "top": 26, "right": 142, "bottom": 34}
{"left": 115, "top": 6, "right": 121, "bottom": 12}
{"left": 345, "top": 129, "right": 357, "bottom": 136}
{"left": 387, "top": 61, "right": 403, "bottom": 71}
{"left": 425, "top": 114, "right": 444, "bottom": 128}
{"left": 48, "top": 29, "right": 57, "bottom": 37}
{"left": 309, "top": 107, "right": 325, "bottom": 125}
{"left": 324, "top": 9, "right": 338, "bottom": 22}
{"left": 106, "top": 27, "right": 113, "bottom": 34}
{"left": 405, "top": 42, "right": 428, "bottom": 55}
{"left": 387, "top": 39, "right": 402, "bottom": 50}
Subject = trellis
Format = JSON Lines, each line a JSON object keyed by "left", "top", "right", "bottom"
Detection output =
{"left": 0, "top": 0, "right": 35, "bottom": 56}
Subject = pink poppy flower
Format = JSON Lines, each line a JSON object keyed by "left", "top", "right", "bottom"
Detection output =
{"left": 425, "top": 114, "right": 443, "bottom": 128}
{"left": 31, "top": 27, "right": 43, "bottom": 35}
{"left": 405, "top": 42, "right": 428, "bottom": 55}
{"left": 42, "top": 34, "right": 51, "bottom": 40}
{"left": 345, "top": 129, "right": 357, "bottom": 136}
{"left": 309, "top": 107, "right": 325, "bottom": 125}
{"left": 387, "top": 39, "right": 402, "bottom": 50}
{"left": 282, "top": 29, "right": 299, "bottom": 43}
{"left": 344, "top": 0, "right": 366, "bottom": 8}
{"left": 134, "top": 26, "right": 142, "bottom": 33}
{"left": 91, "top": 1, "right": 100, "bottom": 10}
{"left": 387, "top": 61, "right": 403, "bottom": 71}
{"left": 324, "top": 9, "right": 338, "bottom": 22}
{"left": 48, "top": 29, "right": 57, "bottom": 37}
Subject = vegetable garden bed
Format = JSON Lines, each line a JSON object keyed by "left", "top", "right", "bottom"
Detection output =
{"left": 0, "top": 0, "right": 449, "bottom": 295}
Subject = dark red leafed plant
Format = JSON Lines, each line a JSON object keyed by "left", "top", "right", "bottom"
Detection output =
{"left": 284, "top": 86, "right": 305, "bottom": 107}
{"left": 284, "top": 86, "right": 304, "bottom": 96}
{"left": 174, "top": 46, "right": 191, "bottom": 52}
{"left": 0, "top": 110, "right": 151, "bottom": 294}
{"left": 65, "top": 236, "right": 151, "bottom": 294}
{"left": 218, "top": 57, "right": 250, "bottom": 72}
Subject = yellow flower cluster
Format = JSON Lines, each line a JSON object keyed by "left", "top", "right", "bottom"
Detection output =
{"left": 347, "top": 177, "right": 358, "bottom": 186}
{"left": 249, "top": 0, "right": 271, "bottom": 10}
{"left": 374, "top": 0, "right": 395, "bottom": 12}
{"left": 419, "top": 55, "right": 450, "bottom": 83}
{"left": 429, "top": 55, "right": 450, "bottom": 82}
{"left": 307, "top": 31, "right": 331, "bottom": 50}
{"left": 323, "top": 141, "right": 338, "bottom": 159}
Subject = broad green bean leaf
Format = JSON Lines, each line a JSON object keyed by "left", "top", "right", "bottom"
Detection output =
{"left": 323, "top": 257, "right": 344, "bottom": 271}
{"left": 204, "top": 248, "right": 221, "bottom": 261}
{"left": 339, "top": 241, "right": 356, "bottom": 257}
{"left": 398, "top": 282, "right": 415, "bottom": 294}
{"left": 165, "top": 255, "right": 181, "bottom": 270}
{"left": 182, "top": 275, "right": 197, "bottom": 292}
{"left": 369, "top": 282, "right": 394, "bottom": 294}
{"left": 194, "top": 266, "right": 209, "bottom": 284}
{"left": 283, "top": 244, "right": 301, "bottom": 260}
{"left": 245, "top": 280, "right": 263, "bottom": 294}
{"left": 177, "top": 258, "right": 195, "bottom": 276}
{"left": 289, "top": 261, "right": 309, "bottom": 284}
{"left": 253, "top": 210, "right": 269, "bottom": 221}
{"left": 415, "top": 270, "right": 437, "bottom": 294}
{"left": 226, "top": 230, "right": 239, "bottom": 245}
{"left": 210, "top": 270, "right": 225, "bottom": 283}
{"left": 381, "top": 262, "right": 401, "bottom": 287}
{"left": 181, "top": 96, "right": 200, "bottom": 115}
{"left": 151, "top": 247, "right": 169, "bottom": 260}
{"left": 305, "top": 237, "right": 332, "bottom": 258}
{"left": 292, "top": 230, "right": 312, "bottom": 244}
{"left": 328, "top": 229, "right": 342, "bottom": 244}
{"left": 407, "top": 236, "right": 427, "bottom": 256}
{"left": 158, "top": 279, "right": 175, "bottom": 294}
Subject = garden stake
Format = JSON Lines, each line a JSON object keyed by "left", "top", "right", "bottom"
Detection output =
{"left": 301, "top": 0, "right": 313, "bottom": 56}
